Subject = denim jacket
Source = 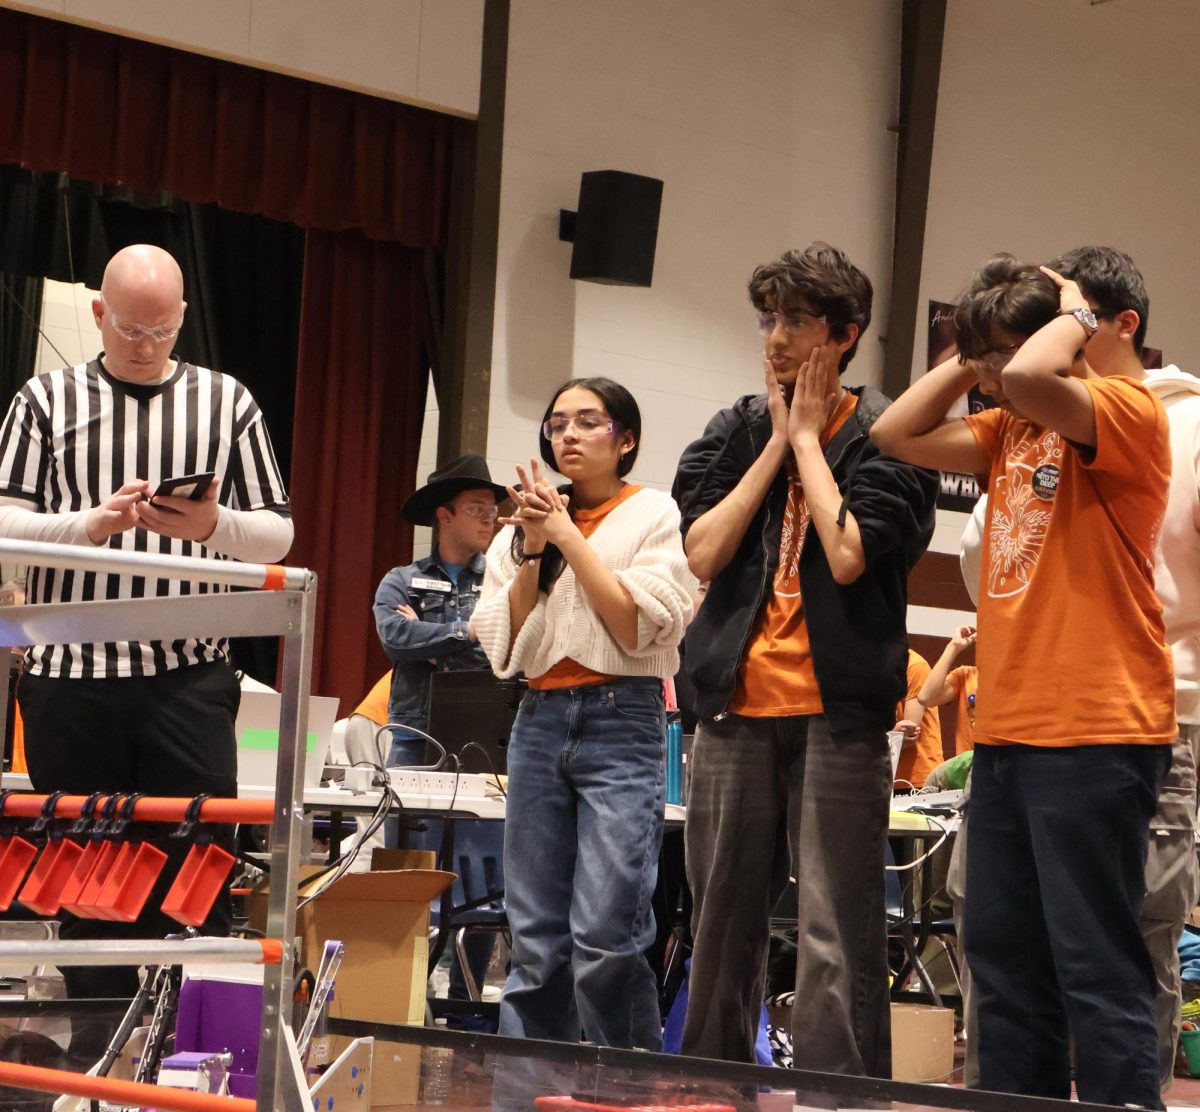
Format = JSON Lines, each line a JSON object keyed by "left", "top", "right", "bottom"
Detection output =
{"left": 372, "top": 550, "right": 491, "bottom": 730}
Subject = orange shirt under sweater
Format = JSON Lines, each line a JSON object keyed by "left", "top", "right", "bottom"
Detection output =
{"left": 964, "top": 376, "right": 1174, "bottom": 748}
{"left": 529, "top": 483, "right": 642, "bottom": 690}
{"left": 730, "top": 392, "right": 858, "bottom": 717}
{"left": 945, "top": 665, "right": 977, "bottom": 754}
{"left": 894, "top": 649, "right": 943, "bottom": 788}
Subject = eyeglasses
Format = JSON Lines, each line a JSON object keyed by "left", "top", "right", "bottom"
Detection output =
{"left": 542, "top": 413, "right": 623, "bottom": 441}
{"left": 101, "top": 298, "right": 185, "bottom": 344}
{"left": 973, "top": 344, "right": 1021, "bottom": 373}
{"left": 755, "top": 308, "right": 828, "bottom": 337}
{"left": 457, "top": 504, "right": 500, "bottom": 523}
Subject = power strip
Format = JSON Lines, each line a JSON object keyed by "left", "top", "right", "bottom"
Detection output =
{"left": 343, "top": 766, "right": 386, "bottom": 794}
{"left": 387, "top": 769, "right": 424, "bottom": 795}
{"left": 420, "top": 771, "right": 488, "bottom": 797}
{"left": 384, "top": 769, "right": 490, "bottom": 797}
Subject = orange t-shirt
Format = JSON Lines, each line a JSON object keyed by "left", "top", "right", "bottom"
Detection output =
{"left": 354, "top": 670, "right": 392, "bottom": 725}
{"left": 964, "top": 376, "right": 1174, "bottom": 747}
{"left": 731, "top": 392, "right": 859, "bottom": 717}
{"left": 894, "top": 649, "right": 943, "bottom": 788}
{"left": 945, "top": 665, "right": 978, "bottom": 754}
{"left": 529, "top": 483, "right": 642, "bottom": 690}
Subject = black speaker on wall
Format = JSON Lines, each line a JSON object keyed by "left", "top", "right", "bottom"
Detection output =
{"left": 559, "top": 170, "right": 663, "bottom": 287}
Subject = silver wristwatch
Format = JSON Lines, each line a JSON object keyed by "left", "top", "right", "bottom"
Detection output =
{"left": 1062, "top": 306, "right": 1099, "bottom": 338}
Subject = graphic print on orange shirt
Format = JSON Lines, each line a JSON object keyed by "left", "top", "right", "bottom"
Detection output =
{"left": 731, "top": 391, "right": 858, "bottom": 717}
{"left": 985, "top": 426, "right": 1062, "bottom": 599}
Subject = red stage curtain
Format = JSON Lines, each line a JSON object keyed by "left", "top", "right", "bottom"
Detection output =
{"left": 0, "top": 8, "right": 453, "bottom": 246}
{"left": 290, "top": 231, "right": 429, "bottom": 704}
{"left": 0, "top": 8, "right": 455, "bottom": 708}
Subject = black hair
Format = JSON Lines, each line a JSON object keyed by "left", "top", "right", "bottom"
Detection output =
{"left": 747, "top": 241, "right": 873, "bottom": 372}
{"left": 1045, "top": 245, "right": 1149, "bottom": 353}
{"left": 512, "top": 377, "right": 641, "bottom": 593}
{"left": 953, "top": 254, "right": 1059, "bottom": 360}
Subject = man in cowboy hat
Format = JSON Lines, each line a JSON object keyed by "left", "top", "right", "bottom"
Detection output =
{"left": 372, "top": 453, "right": 507, "bottom": 765}
{"left": 372, "top": 453, "right": 507, "bottom": 1005}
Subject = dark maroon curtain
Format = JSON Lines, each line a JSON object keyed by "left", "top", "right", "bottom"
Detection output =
{"left": 0, "top": 8, "right": 457, "bottom": 708}
{"left": 290, "top": 232, "right": 428, "bottom": 703}
{"left": 0, "top": 9, "right": 454, "bottom": 245}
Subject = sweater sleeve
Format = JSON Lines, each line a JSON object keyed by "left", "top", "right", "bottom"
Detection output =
{"left": 612, "top": 494, "right": 698, "bottom": 657}
{"left": 470, "top": 527, "right": 550, "bottom": 678}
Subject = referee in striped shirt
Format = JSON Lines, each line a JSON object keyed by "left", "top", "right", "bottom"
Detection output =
{"left": 0, "top": 244, "right": 292, "bottom": 1000}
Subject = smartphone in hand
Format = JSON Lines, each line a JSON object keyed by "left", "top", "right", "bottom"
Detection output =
{"left": 147, "top": 471, "right": 216, "bottom": 512}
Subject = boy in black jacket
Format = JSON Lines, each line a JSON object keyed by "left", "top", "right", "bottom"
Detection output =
{"left": 672, "top": 243, "right": 937, "bottom": 1075}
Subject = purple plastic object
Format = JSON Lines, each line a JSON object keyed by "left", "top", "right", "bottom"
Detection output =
{"left": 174, "top": 976, "right": 263, "bottom": 1097}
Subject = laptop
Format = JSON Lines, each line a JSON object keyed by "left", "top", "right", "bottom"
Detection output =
{"left": 235, "top": 690, "right": 340, "bottom": 789}
{"left": 425, "top": 671, "right": 523, "bottom": 775}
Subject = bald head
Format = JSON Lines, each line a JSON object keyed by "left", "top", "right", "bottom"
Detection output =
{"left": 101, "top": 245, "right": 184, "bottom": 307}
{"left": 94, "top": 246, "right": 187, "bottom": 384}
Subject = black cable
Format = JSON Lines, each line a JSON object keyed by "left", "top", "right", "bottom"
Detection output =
{"left": 297, "top": 759, "right": 402, "bottom": 905}
{"left": 459, "top": 741, "right": 506, "bottom": 797}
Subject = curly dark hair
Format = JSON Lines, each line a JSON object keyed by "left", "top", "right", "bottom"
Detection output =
{"left": 747, "top": 242, "right": 873, "bottom": 372}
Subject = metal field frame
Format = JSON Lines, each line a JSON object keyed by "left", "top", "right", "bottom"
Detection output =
{"left": 0, "top": 538, "right": 316, "bottom": 1111}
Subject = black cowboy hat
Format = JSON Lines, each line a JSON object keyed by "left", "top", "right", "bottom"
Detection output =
{"left": 401, "top": 453, "right": 508, "bottom": 526}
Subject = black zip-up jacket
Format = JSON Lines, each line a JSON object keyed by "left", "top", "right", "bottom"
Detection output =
{"left": 671, "top": 386, "right": 938, "bottom": 739}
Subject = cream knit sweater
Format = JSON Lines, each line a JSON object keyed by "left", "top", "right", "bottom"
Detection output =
{"left": 471, "top": 486, "right": 697, "bottom": 681}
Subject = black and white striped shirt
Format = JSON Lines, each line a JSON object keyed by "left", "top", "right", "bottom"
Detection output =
{"left": 0, "top": 358, "right": 291, "bottom": 679}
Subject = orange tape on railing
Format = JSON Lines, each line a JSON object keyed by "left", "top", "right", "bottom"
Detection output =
{"left": 261, "top": 564, "right": 287, "bottom": 590}
{"left": 258, "top": 937, "right": 285, "bottom": 965}
{"left": 1, "top": 794, "right": 276, "bottom": 825}
{"left": 0, "top": 1061, "right": 255, "bottom": 1112}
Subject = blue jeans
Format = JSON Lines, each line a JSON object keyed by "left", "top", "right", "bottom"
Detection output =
{"left": 387, "top": 730, "right": 429, "bottom": 767}
{"left": 965, "top": 742, "right": 1170, "bottom": 1109}
{"left": 499, "top": 677, "right": 666, "bottom": 1049}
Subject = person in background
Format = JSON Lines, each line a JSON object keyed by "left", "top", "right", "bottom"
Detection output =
{"left": 471, "top": 376, "right": 695, "bottom": 1049}
{"left": 372, "top": 453, "right": 508, "bottom": 1003}
{"left": 372, "top": 454, "right": 506, "bottom": 766}
{"left": 1042, "top": 245, "right": 1200, "bottom": 1094}
{"left": 338, "top": 670, "right": 392, "bottom": 873}
{"left": 893, "top": 648, "right": 943, "bottom": 789}
{"left": 918, "top": 626, "right": 978, "bottom": 754}
{"left": 871, "top": 253, "right": 1172, "bottom": 1108}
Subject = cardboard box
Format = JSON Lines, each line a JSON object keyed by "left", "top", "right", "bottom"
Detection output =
{"left": 249, "top": 849, "right": 454, "bottom": 1025}
{"left": 323, "top": 1033, "right": 425, "bottom": 1110}
{"left": 890, "top": 1003, "right": 955, "bottom": 1082}
{"left": 251, "top": 850, "right": 454, "bottom": 1109}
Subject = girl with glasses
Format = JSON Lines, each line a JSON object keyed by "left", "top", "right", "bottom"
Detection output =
{"left": 470, "top": 376, "right": 696, "bottom": 1049}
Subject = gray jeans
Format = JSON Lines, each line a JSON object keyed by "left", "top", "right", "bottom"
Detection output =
{"left": 1142, "top": 726, "right": 1200, "bottom": 1092}
{"left": 682, "top": 713, "right": 893, "bottom": 1076}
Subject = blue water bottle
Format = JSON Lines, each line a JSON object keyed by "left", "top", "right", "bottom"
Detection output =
{"left": 666, "top": 714, "right": 684, "bottom": 805}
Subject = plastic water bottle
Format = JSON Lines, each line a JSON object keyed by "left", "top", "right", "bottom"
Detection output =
{"left": 422, "top": 1020, "right": 453, "bottom": 1104}
{"left": 666, "top": 717, "right": 683, "bottom": 805}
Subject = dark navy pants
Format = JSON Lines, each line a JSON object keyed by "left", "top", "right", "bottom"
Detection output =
{"left": 965, "top": 742, "right": 1170, "bottom": 1109}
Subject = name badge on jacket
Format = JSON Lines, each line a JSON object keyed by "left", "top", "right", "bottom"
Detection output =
{"left": 411, "top": 577, "right": 451, "bottom": 593}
